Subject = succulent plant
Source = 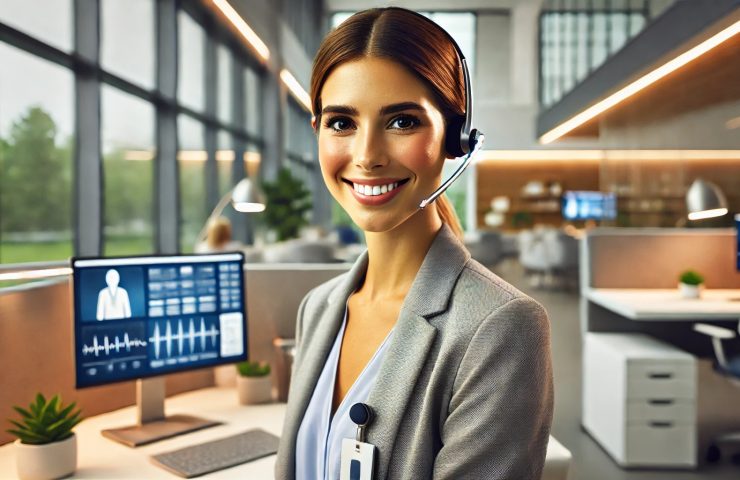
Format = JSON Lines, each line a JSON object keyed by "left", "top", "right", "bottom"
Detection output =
{"left": 236, "top": 360, "right": 271, "bottom": 377}
{"left": 7, "top": 393, "right": 82, "bottom": 445}
{"left": 679, "top": 270, "right": 704, "bottom": 286}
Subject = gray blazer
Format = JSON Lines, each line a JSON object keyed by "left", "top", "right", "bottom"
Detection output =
{"left": 275, "top": 224, "right": 554, "bottom": 479}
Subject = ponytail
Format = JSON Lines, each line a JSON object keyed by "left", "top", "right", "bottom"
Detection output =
{"left": 435, "top": 194, "right": 464, "bottom": 240}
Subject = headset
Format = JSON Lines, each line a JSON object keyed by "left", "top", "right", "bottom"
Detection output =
{"left": 389, "top": 7, "right": 485, "bottom": 210}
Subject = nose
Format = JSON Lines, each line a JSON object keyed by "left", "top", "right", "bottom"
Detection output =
{"left": 352, "top": 125, "right": 387, "bottom": 172}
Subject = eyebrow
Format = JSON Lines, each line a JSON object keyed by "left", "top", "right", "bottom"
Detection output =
{"left": 320, "top": 102, "right": 426, "bottom": 117}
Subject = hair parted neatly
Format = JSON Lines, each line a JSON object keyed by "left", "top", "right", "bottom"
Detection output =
{"left": 310, "top": 7, "right": 465, "bottom": 239}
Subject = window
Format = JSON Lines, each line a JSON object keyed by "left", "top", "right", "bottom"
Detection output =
{"left": 178, "top": 115, "right": 207, "bottom": 253}
{"left": 244, "top": 66, "right": 262, "bottom": 137}
{"left": 178, "top": 11, "right": 206, "bottom": 112}
{"left": 101, "top": 86, "right": 155, "bottom": 256}
{"left": 217, "top": 44, "right": 233, "bottom": 125}
{"left": 101, "top": 0, "right": 156, "bottom": 89}
{"left": 0, "top": 0, "right": 73, "bottom": 52}
{"left": 217, "top": 131, "right": 235, "bottom": 198}
{"left": 0, "top": 43, "right": 74, "bottom": 265}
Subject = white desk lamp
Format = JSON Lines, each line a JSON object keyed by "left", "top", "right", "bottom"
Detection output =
{"left": 686, "top": 178, "right": 728, "bottom": 221}
{"left": 197, "top": 177, "right": 266, "bottom": 244}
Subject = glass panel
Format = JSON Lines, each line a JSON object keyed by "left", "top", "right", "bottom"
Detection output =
{"left": 629, "top": 13, "right": 646, "bottom": 37}
{"left": 609, "top": 13, "right": 629, "bottom": 54}
{"left": 178, "top": 115, "right": 207, "bottom": 253}
{"left": 562, "top": 13, "right": 576, "bottom": 93}
{"left": 101, "top": 85, "right": 155, "bottom": 256}
{"left": 0, "top": 43, "right": 74, "bottom": 266}
{"left": 0, "top": 0, "right": 72, "bottom": 52}
{"left": 591, "top": 13, "right": 609, "bottom": 68}
{"left": 101, "top": 0, "right": 155, "bottom": 89}
{"left": 217, "top": 44, "right": 233, "bottom": 124}
{"left": 217, "top": 131, "right": 234, "bottom": 198}
{"left": 245, "top": 67, "right": 261, "bottom": 137}
{"left": 575, "top": 14, "right": 589, "bottom": 82}
{"left": 178, "top": 11, "right": 205, "bottom": 112}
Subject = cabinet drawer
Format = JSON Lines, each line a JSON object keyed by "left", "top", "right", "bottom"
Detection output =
{"left": 624, "top": 424, "right": 696, "bottom": 467}
{"left": 626, "top": 399, "right": 695, "bottom": 423}
{"left": 626, "top": 363, "right": 696, "bottom": 399}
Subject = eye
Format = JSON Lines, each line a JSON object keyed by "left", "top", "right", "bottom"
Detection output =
{"left": 389, "top": 115, "right": 420, "bottom": 131}
{"left": 324, "top": 116, "right": 355, "bottom": 132}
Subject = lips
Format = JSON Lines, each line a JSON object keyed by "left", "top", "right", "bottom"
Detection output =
{"left": 342, "top": 177, "right": 410, "bottom": 206}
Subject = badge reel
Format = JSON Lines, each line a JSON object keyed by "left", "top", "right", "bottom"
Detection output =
{"left": 340, "top": 403, "right": 376, "bottom": 480}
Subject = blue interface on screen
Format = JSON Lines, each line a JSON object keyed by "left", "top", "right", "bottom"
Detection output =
{"left": 561, "top": 191, "right": 617, "bottom": 221}
{"left": 72, "top": 253, "right": 247, "bottom": 388}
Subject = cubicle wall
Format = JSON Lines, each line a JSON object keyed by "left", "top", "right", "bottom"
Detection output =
{"left": 0, "top": 263, "right": 349, "bottom": 446}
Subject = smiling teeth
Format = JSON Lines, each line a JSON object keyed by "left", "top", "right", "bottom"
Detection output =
{"left": 353, "top": 182, "right": 399, "bottom": 196}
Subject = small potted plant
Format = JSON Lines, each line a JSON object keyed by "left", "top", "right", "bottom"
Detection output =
{"left": 7, "top": 393, "right": 82, "bottom": 480}
{"left": 236, "top": 361, "right": 272, "bottom": 405}
{"left": 678, "top": 270, "right": 704, "bottom": 299}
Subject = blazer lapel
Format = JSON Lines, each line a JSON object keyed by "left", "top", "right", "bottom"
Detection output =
{"left": 278, "top": 251, "right": 369, "bottom": 479}
{"left": 366, "top": 224, "right": 471, "bottom": 479}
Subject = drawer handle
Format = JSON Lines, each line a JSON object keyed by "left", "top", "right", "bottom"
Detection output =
{"left": 647, "top": 373, "right": 673, "bottom": 379}
{"left": 648, "top": 399, "right": 674, "bottom": 406}
{"left": 649, "top": 421, "right": 674, "bottom": 428}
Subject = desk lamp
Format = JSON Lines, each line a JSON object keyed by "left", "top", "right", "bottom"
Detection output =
{"left": 686, "top": 178, "right": 728, "bottom": 221}
{"left": 196, "top": 177, "right": 265, "bottom": 244}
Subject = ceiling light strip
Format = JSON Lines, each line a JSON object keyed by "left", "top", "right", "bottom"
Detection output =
{"left": 280, "top": 69, "right": 312, "bottom": 112}
{"left": 539, "top": 20, "right": 740, "bottom": 145}
{"left": 212, "top": 0, "right": 270, "bottom": 62}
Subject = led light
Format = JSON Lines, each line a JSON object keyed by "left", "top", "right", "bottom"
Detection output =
{"left": 540, "top": 20, "right": 740, "bottom": 144}
{"left": 0, "top": 267, "right": 72, "bottom": 282}
{"left": 212, "top": 0, "right": 270, "bottom": 62}
{"left": 280, "top": 69, "right": 312, "bottom": 112}
{"left": 479, "top": 149, "right": 740, "bottom": 162}
{"left": 688, "top": 208, "right": 728, "bottom": 220}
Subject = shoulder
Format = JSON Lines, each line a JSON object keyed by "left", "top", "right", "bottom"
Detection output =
{"left": 443, "top": 258, "right": 549, "bottom": 340}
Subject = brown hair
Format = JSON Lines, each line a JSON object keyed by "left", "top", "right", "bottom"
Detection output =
{"left": 310, "top": 7, "right": 465, "bottom": 239}
{"left": 206, "top": 216, "right": 233, "bottom": 250}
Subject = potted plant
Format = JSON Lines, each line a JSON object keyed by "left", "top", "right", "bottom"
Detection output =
{"left": 260, "top": 167, "right": 312, "bottom": 242}
{"left": 678, "top": 270, "right": 704, "bottom": 299}
{"left": 7, "top": 393, "right": 82, "bottom": 480}
{"left": 236, "top": 361, "right": 272, "bottom": 405}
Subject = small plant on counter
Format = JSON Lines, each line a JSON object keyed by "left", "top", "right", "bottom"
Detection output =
{"left": 7, "top": 393, "right": 82, "bottom": 445}
{"left": 236, "top": 360, "right": 271, "bottom": 377}
{"left": 679, "top": 270, "right": 704, "bottom": 286}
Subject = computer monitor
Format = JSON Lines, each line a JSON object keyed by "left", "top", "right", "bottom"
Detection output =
{"left": 561, "top": 191, "right": 617, "bottom": 221}
{"left": 735, "top": 214, "right": 740, "bottom": 271}
{"left": 71, "top": 252, "right": 247, "bottom": 446}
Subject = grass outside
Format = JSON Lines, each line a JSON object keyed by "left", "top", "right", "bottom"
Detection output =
{"left": 0, "top": 236, "right": 153, "bottom": 289}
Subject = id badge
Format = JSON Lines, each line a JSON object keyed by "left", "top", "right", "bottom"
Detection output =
{"left": 340, "top": 438, "right": 376, "bottom": 480}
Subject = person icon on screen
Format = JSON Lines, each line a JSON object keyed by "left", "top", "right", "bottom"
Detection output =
{"left": 96, "top": 269, "right": 132, "bottom": 320}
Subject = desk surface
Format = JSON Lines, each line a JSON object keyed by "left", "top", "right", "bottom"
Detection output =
{"left": 585, "top": 288, "right": 740, "bottom": 321}
{"left": 0, "top": 388, "right": 284, "bottom": 479}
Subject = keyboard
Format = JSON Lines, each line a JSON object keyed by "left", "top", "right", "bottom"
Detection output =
{"left": 150, "top": 428, "right": 280, "bottom": 478}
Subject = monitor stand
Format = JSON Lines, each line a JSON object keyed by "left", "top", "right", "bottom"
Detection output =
{"left": 101, "top": 377, "right": 221, "bottom": 447}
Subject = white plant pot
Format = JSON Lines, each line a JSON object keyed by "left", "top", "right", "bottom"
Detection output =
{"left": 15, "top": 434, "right": 76, "bottom": 480}
{"left": 214, "top": 364, "right": 237, "bottom": 387}
{"left": 679, "top": 282, "right": 703, "bottom": 299}
{"left": 237, "top": 375, "right": 272, "bottom": 405}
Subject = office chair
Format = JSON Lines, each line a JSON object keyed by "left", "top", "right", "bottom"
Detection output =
{"left": 693, "top": 321, "right": 740, "bottom": 464}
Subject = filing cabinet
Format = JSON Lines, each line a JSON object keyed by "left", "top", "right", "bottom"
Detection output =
{"left": 582, "top": 333, "right": 697, "bottom": 468}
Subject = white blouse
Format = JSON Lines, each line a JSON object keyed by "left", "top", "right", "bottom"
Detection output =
{"left": 295, "top": 304, "right": 394, "bottom": 480}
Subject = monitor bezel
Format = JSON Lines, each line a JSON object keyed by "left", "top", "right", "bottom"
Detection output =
{"left": 70, "top": 250, "right": 248, "bottom": 389}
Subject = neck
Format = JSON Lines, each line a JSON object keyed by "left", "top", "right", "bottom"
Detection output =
{"left": 359, "top": 205, "right": 443, "bottom": 302}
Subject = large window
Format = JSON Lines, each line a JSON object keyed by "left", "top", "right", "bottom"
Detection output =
{"left": 0, "top": 0, "right": 73, "bottom": 52}
{"left": 539, "top": 0, "right": 650, "bottom": 107}
{"left": 178, "top": 115, "right": 207, "bottom": 253}
{"left": 0, "top": 43, "right": 74, "bottom": 265}
{"left": 101, "top": 0, "right": 155, "bottom": 90}
{"left": 101, "top": 86, "right": 155, "bottom": 256}
{"left": 178, "top": 11, "right": 206, "bottom": 113}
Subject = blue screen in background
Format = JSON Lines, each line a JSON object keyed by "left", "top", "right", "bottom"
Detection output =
{"left": 562, "top": 191, "right": 617, "bottom": 221}
{"left": 72, "top": 253, "right": 247, "bottom": 388}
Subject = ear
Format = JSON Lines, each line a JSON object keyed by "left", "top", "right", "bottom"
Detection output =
{"left": 310, "top": 116, "right": 317, "bottom": 131}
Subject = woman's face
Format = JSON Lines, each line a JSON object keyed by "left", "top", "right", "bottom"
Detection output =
{"left": 313, "top": 56, "right": 447, "bottom": 233}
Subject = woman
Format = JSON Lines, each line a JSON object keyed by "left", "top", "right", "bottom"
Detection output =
{"left": 276, "top": 7, "right": 553, "bottom": 479}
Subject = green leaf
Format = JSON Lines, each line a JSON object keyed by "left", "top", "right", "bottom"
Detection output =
{"left": 12, "top": 406, "right": 32, "bottom": 420}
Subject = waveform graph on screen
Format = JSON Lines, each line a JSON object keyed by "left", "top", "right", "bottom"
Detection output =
{"left": 79, "top": 323, "right": 148, "bottom": 380}
{"left": 148, "top": 316, "right": 222, "bottom": 368}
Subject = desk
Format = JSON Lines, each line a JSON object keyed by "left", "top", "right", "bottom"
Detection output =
{"left": 584, "top": 288, "right": 740, "bottom": 321}
{"left": 0, "top": 387, "right": 572, "bottom": 479}
{"left": 0, "top": 388, "right": 283, "bottom": 478}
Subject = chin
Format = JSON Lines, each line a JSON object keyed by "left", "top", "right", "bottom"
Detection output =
{"left": 345, "top": 208, "right": 416, "bottom": 234}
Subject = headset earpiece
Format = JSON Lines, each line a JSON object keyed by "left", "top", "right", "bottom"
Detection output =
{"left": 444, "top": 114, "right": 467, "bottom": 158}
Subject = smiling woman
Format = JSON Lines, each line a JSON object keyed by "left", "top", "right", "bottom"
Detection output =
{"left": 276, "top": 7, "right": 553, "bottom": 480}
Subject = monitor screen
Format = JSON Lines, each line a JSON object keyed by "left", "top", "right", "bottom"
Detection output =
{"left": 72, "top": 253, "right": 247, "bottom": 388}
{"left": 561, "top": 191, "right": 617, "bottom": 221}
{"left": 736, "top": 214, "right": 740, "bottom": 271}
